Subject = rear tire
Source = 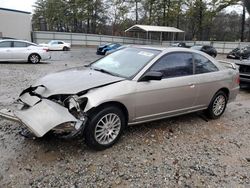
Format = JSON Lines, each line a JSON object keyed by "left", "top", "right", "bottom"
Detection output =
{"left": 205, "top": 91, "right": 228, "bottom": 119}
{"left": 28, "top": 54, "right": 40, "bottom": 64}
{"left": 84, "top": 106, "right": 125, "bottom": 150}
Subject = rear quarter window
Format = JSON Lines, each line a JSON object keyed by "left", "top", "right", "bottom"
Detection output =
{"left": 194, "top": 53, "right": 218, "bottom": 74}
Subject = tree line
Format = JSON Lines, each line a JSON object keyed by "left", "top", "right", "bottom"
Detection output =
{"left": 33, "top": 0, "right": 249, "bottom": 41}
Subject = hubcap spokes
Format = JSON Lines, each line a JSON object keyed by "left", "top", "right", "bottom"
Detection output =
{"left": 95, "top": 113, "right": 121, "bottom": 145}
{"left": 213, "top": 95, "right": 226, "bottom": 116}
{"left": 31, "top": 55, "right": 39, "bottom": 63}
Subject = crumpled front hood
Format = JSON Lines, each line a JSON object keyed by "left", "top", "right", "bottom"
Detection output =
{"left": 32, "top": 67, "right": 124, "bottom": 97}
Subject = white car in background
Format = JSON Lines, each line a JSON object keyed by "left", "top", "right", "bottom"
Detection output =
{"left": 39, "top": 40, "right": 71, "bottom": 51}
{"left": 0, "top": 40, "right": 51, "bottom": 64}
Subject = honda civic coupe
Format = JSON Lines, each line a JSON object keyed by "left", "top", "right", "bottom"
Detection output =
{"left": 0, "top": 40, "right": 51, "bottom": 64}
{"left": 0, "top": 47, "right": 239, "bottom": 150}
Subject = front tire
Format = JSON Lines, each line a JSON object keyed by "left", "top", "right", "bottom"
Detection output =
{"left": 28, "top": 54, "right": 40, "bottom": 64}
{"left": 84, "top": 106, "right": 126, "bottom": 150}
{"left": 205, "top": 91, "right": 228, "bottom": 119}
{"left": 63, "top": 46, "right": 69, "bottom": 51}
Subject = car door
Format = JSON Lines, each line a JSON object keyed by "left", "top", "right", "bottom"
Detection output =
{"left": 134, "top": 52, "right": 199, "bottom": 123}
{"left": 192, "top": 53, "right": 222, "bottom": 107}
{"left": 0, "top": 41, "right": 12, "bottom": 61}
{"left": 11, "top": 41, "right": 29, "bottom": 61}
{"left": 49, "top": 41, "right": 58, "bottom": 50}
{"left": 57, "top": 41, "right": 64, "bottom": 50}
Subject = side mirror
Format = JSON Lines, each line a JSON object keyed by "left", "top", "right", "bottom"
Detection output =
{"left": 139, "top": 71, "right": 163, "bottom": 82}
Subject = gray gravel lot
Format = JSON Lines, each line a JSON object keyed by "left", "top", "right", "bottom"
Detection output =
{"left": 0, "top": 48, "right": 250, "bottom": 187}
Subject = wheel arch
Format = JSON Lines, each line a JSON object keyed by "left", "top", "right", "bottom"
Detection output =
{"left": 87, "top": 101, "right": 129, "bottom": 124}
{"left": 207, "top": 87, "right": 230, "bottom": 107}
{"left": 217, "top": 87, "right": 230, "bottom": 98}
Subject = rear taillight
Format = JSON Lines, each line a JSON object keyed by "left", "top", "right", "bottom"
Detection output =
{"left": 236, "top": 75, "right": 240, "bottom": 84}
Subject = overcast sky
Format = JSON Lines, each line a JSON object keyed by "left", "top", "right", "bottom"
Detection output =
{"left": 0, "top": 0, "right": 247, "bottom": 15}
{"left": 0, "top": 0, "right": 36, "bottom": 12}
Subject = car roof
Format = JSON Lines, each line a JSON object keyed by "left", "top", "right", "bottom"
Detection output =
{"left": 127, "top": 45, "right": 216, "bottom": 57}
{"left": 0, "top": 39, "right": 33, "bottom": 43}
{"left": 50, "top": 40, "right": 64, "bottom": 42}
{"left": 0, "top": 39, "right": 37, "bottom": 46}
{"left": 131, "top": 45, "right": 166, "bottom": 51}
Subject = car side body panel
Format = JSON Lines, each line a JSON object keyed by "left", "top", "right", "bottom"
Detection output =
{"left": 194, "top": 69, "right": 238, "bottom": 106}
{"left": 134, "top": 75, "right": 199, "bottom": 122}
{"left": 83, "top": 80, "right": 137, "bottom": 122}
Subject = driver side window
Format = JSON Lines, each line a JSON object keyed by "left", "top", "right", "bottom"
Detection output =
{"left": 150, "top": 52, "right": 193, "bottom": 79}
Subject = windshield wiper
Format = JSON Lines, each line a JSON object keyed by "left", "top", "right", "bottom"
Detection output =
{"left": 92, "top": 67, "right": 117, "bottom": 76}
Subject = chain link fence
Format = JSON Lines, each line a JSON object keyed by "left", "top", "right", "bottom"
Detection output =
{"left": 32, "top": 31, "right": 161, "bottom": 46}
{"left": 32, "top": 31, "right": 250, "bottom": 54}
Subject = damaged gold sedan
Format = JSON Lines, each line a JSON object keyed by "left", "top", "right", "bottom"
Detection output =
{"left": 0, "top": 47, "right": 239, "bottom": 150}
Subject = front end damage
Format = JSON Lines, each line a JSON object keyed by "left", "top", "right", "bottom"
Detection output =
{"left": 0, "top": 86, "right": 88, "bottom": 138}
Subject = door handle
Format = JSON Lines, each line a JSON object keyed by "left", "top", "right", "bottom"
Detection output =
{"left": 189, "top": 83, "right": 195, "bottom": 88}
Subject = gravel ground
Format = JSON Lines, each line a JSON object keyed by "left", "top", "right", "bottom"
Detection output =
{"left": 0, "top": 48, "right": 250, "bottom": 187}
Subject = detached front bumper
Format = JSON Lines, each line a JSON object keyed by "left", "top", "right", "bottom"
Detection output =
{"left": 0, "top": 109, "right": 20, "bottom": 122}
{"left": 0, "top": 98, "right": 83, "bottom": 137}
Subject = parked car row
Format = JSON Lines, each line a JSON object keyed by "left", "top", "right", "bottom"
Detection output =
{"left": 98, "top": 42, "right": 218, "bottom": 58}
{"left": 169, "top": 43, "right": 250, "bottom": 60}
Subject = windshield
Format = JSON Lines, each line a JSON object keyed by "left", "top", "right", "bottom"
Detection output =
{"left": 191, "top": 46, "right": 202, "bottom": 50}
{"left": 91, "top": 47, "right": 161, "bottom": 78}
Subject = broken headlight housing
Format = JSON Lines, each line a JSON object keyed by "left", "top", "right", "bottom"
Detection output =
{"left": 64, "top": 95, "right": 88, "bottom": 112}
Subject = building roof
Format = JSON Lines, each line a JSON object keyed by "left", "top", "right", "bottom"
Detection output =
{"left": 125, "top": 25, "right": 184, "bottom": 33}
{"left": 0, "top": 7, "right": 31, "bottom": 14}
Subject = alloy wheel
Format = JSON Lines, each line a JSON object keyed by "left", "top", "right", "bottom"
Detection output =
{"left": 212, "top": 95, "right": 226, "bottom": 116}
{"left": 30, "top": 54, "right": 40, "bottom": 64}
{"left": 94, "top": 113, "right": 121, "bottom": 145}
